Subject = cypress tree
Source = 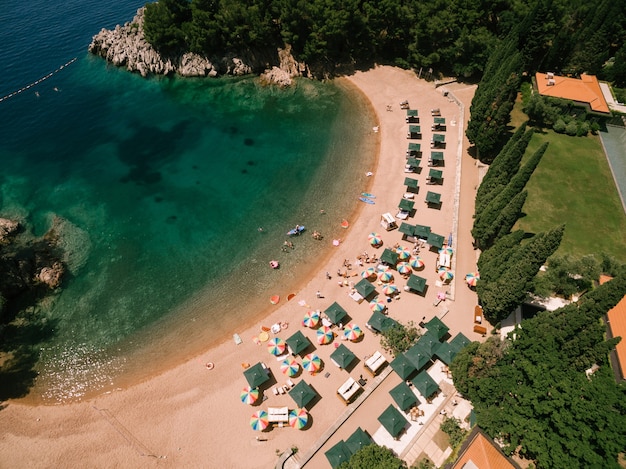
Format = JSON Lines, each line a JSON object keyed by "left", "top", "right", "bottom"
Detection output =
{"left": 478, "top": 225, "right": 564, "bottom": 323}
{"left": 473, "top": 142, "right": 548, "bottom": 249}
{"left": 485, "top": 190, "right": 528, "bottom": 247}
{"left": 475, "top": 126, "right": 533, "bottom": 216}
{"left": 477, "top": 230, "right": 525, "bottom": 283}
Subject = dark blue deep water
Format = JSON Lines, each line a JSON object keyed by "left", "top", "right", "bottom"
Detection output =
{"left": 0, "top": 0, "right": 376, "bottom": 401}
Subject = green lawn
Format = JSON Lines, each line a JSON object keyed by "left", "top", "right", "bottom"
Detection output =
{"left": 513, "top": 127, "right": 626, "bottom": 263}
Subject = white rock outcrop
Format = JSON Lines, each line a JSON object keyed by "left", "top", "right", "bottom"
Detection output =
{"left": 89, "top": 7, "right": 308, "bottom": 85}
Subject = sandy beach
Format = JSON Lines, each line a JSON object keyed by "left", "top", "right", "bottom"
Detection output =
{"left": 0, "top": 66, "right": 479, "bottom": 469}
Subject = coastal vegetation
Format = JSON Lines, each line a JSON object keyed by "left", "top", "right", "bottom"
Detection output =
{"left": 380, "top": 321, "right": 420, "bottom": 357}
{"left": 466, "top": 0, "right": 626, "bottom": 160}
{"left": 140, "top": 0, "right": 626, "bottom": 84}
{"left": 338, "top": 443, "right": 406, "bottom": 469}
{"left": 450, "top": 274, "right": 626, "bottom": 468}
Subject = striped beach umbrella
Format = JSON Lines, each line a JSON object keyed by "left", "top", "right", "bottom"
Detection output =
{"left": 410, "top": 257, "right": 425, "bottom": 269}
{"left": 240, "top": 386, "right": 259, "bottom": 405}
{"left": 250, "top": 410, "right": 269, "bottom": 431}
{"left": 439, "top": 247, "right": 454, "bottom": 256}
{"left": 280, "top": 356, "right": 300, "bottom": 377}
{"left": 397, "top": 262, "right": 411, "bottom": 275}
{"left": 439, "top": 268, "right": 454, "bottom": 281}
{"left": 361, "top": 267, "right": 377, "bottom": 279}
{"left": 396, "top": 246, "right": 412, "bottom": 260}
{"left": 369, "top": 299, "right": 386, "bottom": 313}
{"left": 378, "top": 270, "right": 394, "bottom": 283}
{"left": 267, "top": 337, "right": 286, "bottom": 356}
{"left": 302, "top": 353, "right": 322, "bottom": 374}
{"left": 344, "top": 323, "right": 363, "bottom": 341}
{"left": 381, "top": 284, "right": 399, "bottom": 296}
{"left": 289, "top": 408, "right": 309, "bottom": 429}
{"left": 368, "top": 232, "right": 382, "bottom": 246}
{"left": 302, "top": 310, "right": 320, "bottom": 328}
{"left": 316, "top": 325, "right": 334, "bottom": 345}
{"left": 465, "top": 272, "right": 480, "bottom": 287}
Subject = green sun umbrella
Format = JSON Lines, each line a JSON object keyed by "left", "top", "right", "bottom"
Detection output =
{"left": 390, "top": 354, "right": 417, "bottom": 379}
{"left": 324, "top": 301, "right": 348, "bottom": 325}
{"left": 325, "top": 441, "right": 352, "bottom": 469}
{"left": 345, "top": 427, "right": 372, "bottom": 454}
{"left": 412, "top": 370, "right": 440, "bottom": 399}
{"left": 378, "top": 405, "right": 408, "bottom": 438}
{"left": 390, "top": 381, "right": 419, "bottom": 411}
{"left": 288, "top": 380, "right": 317, "bottom": 408}
{"left": 330, "top": 343, "right": 356, "bottom": 369}
{"left": 285, "top": 330, "right": 312, "bottom": 355}
{"left": 243, "top": 362, "right": 270, "bottom": 388}
{"left": 405, "top": 342, "right": 432, "bottom": 370}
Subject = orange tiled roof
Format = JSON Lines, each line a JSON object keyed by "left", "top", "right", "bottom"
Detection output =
{"left": 451, "top": 428, "right": 519, "bottom": 469}
{"left": 607, "top": 292, "right": 626, "bottom": 379}
{"left": 599, "top": 274, "right": 613, "bottom": 285}
{"left": 536, "top": 72, "right": 610, "bottom": 114}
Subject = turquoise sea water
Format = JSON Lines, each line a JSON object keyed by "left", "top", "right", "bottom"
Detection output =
{"left": 0, "top": 0, "right": 376, "bottom": 402}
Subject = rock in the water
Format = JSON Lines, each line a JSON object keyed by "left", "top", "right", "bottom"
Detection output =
{"left": 37, "top": 262, "right": 64, "bottom": 289}
{"left": 0, "top": 218, "right": 19, "bottom": 243}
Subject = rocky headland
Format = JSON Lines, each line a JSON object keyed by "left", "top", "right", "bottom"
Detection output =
{"left": 88, "top": 7, "right": 309, "bottom": 86}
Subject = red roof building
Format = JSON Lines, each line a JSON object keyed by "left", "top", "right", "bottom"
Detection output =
{"left": 602, "top": 275, "right": 626, "bottom": 381}
{"left": 535, "top": 72, "right": 610, "bottom": 114}
{"left": 447, "top": 427, "right": 521, "bottom": 469}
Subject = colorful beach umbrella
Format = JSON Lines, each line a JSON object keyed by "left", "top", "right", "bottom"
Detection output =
{"left": 369, "top": 299, "right": 386, "bottom": 313}
{"left": 368, "top": 232, "right": 382, "bottom": 246}
{"left": 438, "top": 268, "right": 454, "bottom": 281}
{"left": 378, "top": 270, "right": 394, "bottom": 283}
{"left": 361, "top": 267, "right": 377, "bottom": 279}
{"left": 250, "top": 410, "right": 269, "bottom": 431}
{"left": 302, "top": 310, "right": 320, "bottom": 328}
{"left": 397, "top": 262, "right": 411, "bottom": 275}
{"left": 396, "top": 246, "right": 412, "bottom": 260}
{"left": 465, "top": 272, "right": 480, "bottom": 287}
{"left": 302, "top": 353, "right": 322, "bottom": 373}
{"left": 344, "top": 323, "right": 363, "bottom": 341}
{"left": 410, "top": 257, "right": 425, "bottom": 269}
{"left": 288, "top": 408, "right": 309, "bottom": 429}
{"left": 381, "top": 284, "right": 398, "bottom": 296}
{"left": 439, "top": 247, "right": 454, "bottom": 256}
{"left": 267, "top": 337, "right": 286, "bottom": 356}
{"left": 240, "top": 386, "right": 260, "bottom": 405}
{"left": 316, "top": 326, "right": 334, "bottom": 345}
{"left": 280, "top": 356, "right": 300, "bottom": 377}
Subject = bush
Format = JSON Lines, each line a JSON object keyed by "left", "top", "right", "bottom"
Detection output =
{"left": 440, "top": 417, "right": 467, "bottom": 449}
{"left": 565, "top": 121, "right": 578, "bottom": 136}
{"left": 577, "top": 121, "right": 589, "bottom": 136}
{"left": 381, "top": 321, "right": 420, "bottom": 356}
{"left": 553, "top": 118, "right": 566, "bottom": 133}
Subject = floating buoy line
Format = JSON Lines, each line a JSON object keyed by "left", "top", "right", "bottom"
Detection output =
{"left": 0, "top": 57, "right": 77, "bottom": 103}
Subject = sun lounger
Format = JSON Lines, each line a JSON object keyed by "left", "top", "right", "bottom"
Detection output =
{"left": 268, "top": 407, "right": 289, "bottom": 425}
{"left": 273, "top": 387, "right": 279, "bottom": 395}
{"left": 473, "top": 325, "right": 487, "bottom": 335}
{"left": 349, "top": 290, "right": 364, "bottom": 303}
{"left": 286, "top": 379, "right": 295, "bottom": 388}
{"left": 336, "top": 377, "right": 362, "bottom": 404}
{"left": 364, "top": 351, "right": 387, "bottom": 376}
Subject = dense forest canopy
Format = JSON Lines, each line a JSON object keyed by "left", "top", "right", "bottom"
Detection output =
{"left": 142, "top": 0, "right": 626, "bottom": 80}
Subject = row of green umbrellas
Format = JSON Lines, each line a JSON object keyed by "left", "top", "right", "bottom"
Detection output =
{"left": 325, "top": 427, "right": 373, "bottom": 468}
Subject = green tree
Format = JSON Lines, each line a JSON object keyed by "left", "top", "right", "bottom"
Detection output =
{"left": 380, "top": 321, "right": 420, "bottom": 357}
{"left": 143, "top": 0, "right": 192, "bottom": 54}
{"left": 473, "top": 142, "right": 547, "bottom": 249}
{"left": 474, "top": 126, "right": 533, "bottom": 216}
{"left": 462, "top": 274, "right": 626, "bottom": 467}
{"left": 478, "top": 225, "right": 565, "bottom": 323}
{"left": 440, "top": 416, "right": 467, "bottom": 449}
{"left": 338, "top": 443, "right": 407, "bottom": 469}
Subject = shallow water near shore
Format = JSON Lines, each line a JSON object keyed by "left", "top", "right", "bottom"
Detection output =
{"left": 0, "top": 0, "right": 377, "bottom": 402}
